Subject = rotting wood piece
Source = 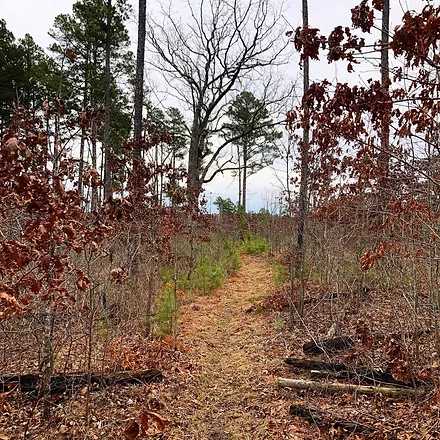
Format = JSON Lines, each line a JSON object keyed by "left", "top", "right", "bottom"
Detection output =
{"left": 278, "top": 377, "right": 421, "bottom": 397}
{"left": 290, "top": 404, "right": 323, "bottom": 425}
{"left": 303, "top": 336, "right": 354, "bottom": 355}
{"left": 290, "top": 404, "right": 375, "bottom": 434}
{"left": 309, "top": 369, "right": 420, "bottom": 389}
{"left": 302, "top": 328, "right": 434, "bottom": 356}
{"left": 0, "top": 369, "right": 163, "bottom": 394}
{"left": 285, "top": 357, "right": 416, "bottom": 387}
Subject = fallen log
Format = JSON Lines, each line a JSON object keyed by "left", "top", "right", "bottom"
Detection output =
{"left": 278, "top": 377, "right": 420, "bottom": 397}
{"left": 302, "top": 328, "right": 434, "bottom": 356}
{"left": 303, "top": 336, "right": 354, "bottom": 355}
{"left": 286, "top": 358, "right": 348, "bottom": 371}
{"left": 0, "top": 369, "right": 163, "bottom": 394}
{"left": 308, "top": 368, "right": 426, "bottom": 388}
{"left": 285, "top": 357, "right": 412, "bottom": 387}
{"left": 290, "top": 404, "right": 375, "bottom": 434}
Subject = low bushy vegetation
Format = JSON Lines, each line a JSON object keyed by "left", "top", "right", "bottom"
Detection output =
{"left": 154, "top": 233, "right": 272, "bottom": 334}
{"left": 154, "top": 282, "right": 177, "bottom": 336}
{"left": 154, "top": 236, "right": 241, "bottom": 334}
{"left": 272, "top": 261, "right": 289, "bottom": 286}
{"left": 241, "top": 234, "right": 269, "bottom": 255}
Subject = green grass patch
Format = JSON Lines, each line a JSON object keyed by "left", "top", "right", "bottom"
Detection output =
{"left": 181, "top": 239, "right": 241, "bottom": 295}
{"left": 221, "top": 239, "right": 241, "bottom": 274}
{"left": 154, "top": 282, "right": 177, "bottom": 336}
{"left": 154, "top": 238, "right": 242, "bottom": 335}
{"left": 190, "top": 256, "right": 226, "bottom": 295}
{"left": 241, "top": 234, "right": 269, "bottom": 255}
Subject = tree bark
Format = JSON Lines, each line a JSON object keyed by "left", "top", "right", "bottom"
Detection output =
{"left": 78, "top": 46, "right": 90, "bottom": 201}
{"left": 302, "top": 335, "right": 354, "bottom": 355}
{"left": 1, "top": 369, "right": 163, "bottom": 394}
{"left": 103, "top": 0, "right": 113, "bottom": 202}
{"left": 133, "top": 0, "right": 147, "bottom": 199}
{"left": 290, "top": 404, "right": 375, "bottom": 434}
{"left": 237, "top": 144, "right": 242, "bottom": 207}
{"left": 295, "top": 0, "right": 310, "bottom": 317}
{"left": 379, "top": 0, "right": 390, "bottom": 185}
{"left": 242, "top": 142, "right": 248, "bottom": 212}
{"left": 154, "top": 144, "right": 159, "bottom": 198}
{"left": 91, "top": 117, "right": 99, "bottom": 211}
{"left": 79, "top": 132, "right": 86, "bottom": 200}
{"left": 90, "top": 48, "right": 99, "bottom": 211}
{"left": 159, "top": 144, "right": 164, "bottom": 205}
{"left": 286, "top": 134, "right": 293, "bottom": 214}
{"left": 285, "top": 357, "right": 418, "bottom": 387}
{"left": 133, "top": 0, "right": 146, "bottom": 146}
{"left": 187, "top": 116, "right": 202, "bottom": 203}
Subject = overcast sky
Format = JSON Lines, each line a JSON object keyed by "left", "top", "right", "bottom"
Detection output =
{"left": 1, "top": 0, "right": 422, "bottom": 211}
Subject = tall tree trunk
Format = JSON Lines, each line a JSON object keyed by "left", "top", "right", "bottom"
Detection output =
{"left": 103, "top": 0, "right": 113, "bottom": 202}
{"left": 53, "top": 113, "right": 60, "bottom": 174}
{"left": 79, "top": 131, "right": 86, "bottom": 200}
{"left": 154, "top": 144, "right": 159, "bottom": 199}
{"left": 78, "top": 46, "right": 90, "bottom": 201}
{"left": 379, "top": 0, "right": 390, "bottom": 187}
{"left": 100, "top": 142, "right": 105, "bottom": 203}
{"left": 237, "top": 144, "right": 242, "bottom": 207}
{"left": 286, "top": 134, "right": 292, "bottom": 214}
{"left": 133, "top": 0, "right": 147, "bottom": 199}
{"left": 91, "top": 116, "right": 98, "bottom": 211}
{"left": 242, "top": 143, "right": 248, "bottom": 212}
{"left": 159, "top": 143, "right": 164, "bottom": 205}
{"left": 188, "top": 115, "right": 202, "bottom": 204}
{"left": 295, "top": 0, "right": 310, "bottom": 317}
{"left": 89, "top": 48, "right": 98, "bottom": 211}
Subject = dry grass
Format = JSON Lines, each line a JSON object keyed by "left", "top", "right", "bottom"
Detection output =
{"left": 159, "top": 254, "right": 298, "bottom": 439}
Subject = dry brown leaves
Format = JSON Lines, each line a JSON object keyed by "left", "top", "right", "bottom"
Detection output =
{"left": 123, "top": 409, "right": 169, "bottom": 439}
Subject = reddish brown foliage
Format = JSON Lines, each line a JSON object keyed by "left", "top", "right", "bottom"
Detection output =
{"left": 0, "top": 111, "right": 112, "bottom": 317}
{"left": 351, "top": 0, "right": 375, "bottom": 33}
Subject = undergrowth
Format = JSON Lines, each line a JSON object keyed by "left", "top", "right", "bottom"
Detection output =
{"left": 272, "top": 261, "right": 289, "bottom": 286}
{"left": 155, "top": 233, "right": 269, "bottom": 335}
{"left": 154, "top": 237, "right": 241, "bottom": 334}
{"left": 154, "top": 282, "right": 177, "bottom": 336}
{"left": 241, "top": 234, "right": 269, "bottom": 255}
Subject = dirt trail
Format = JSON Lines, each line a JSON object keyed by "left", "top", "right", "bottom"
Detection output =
{"left": 164, "top": 255, "right": 285, "bottom": 440}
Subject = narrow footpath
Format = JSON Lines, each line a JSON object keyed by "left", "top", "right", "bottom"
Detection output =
{"left": 163, "top": 255, "right": 291, "bottom": 439}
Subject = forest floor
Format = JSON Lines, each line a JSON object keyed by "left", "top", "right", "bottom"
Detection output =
{"left": 158, "top": 253, "right": 440, "bottom": 439}
{"left": 2, "top": 254, "right": 440, "bottom": 439}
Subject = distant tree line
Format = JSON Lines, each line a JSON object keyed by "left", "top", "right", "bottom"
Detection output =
{"left": 0, "top": 0, "right": 287, "bottom": 211}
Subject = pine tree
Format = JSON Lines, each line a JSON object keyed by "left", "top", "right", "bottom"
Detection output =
{"left": 223, "top": 91, "right": 282, "bottom": 211}
{"left": 0, "top": 21, "right": 61, "bottom": 131}
{"left": 166, "top": 107, "right": 188, "bottom": 169}
{"left": 50, "top": 0, "right": 133, "bottom": 204}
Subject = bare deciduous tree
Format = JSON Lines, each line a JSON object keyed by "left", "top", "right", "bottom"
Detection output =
{"left": 147, "top": 0, "right": 286, "bottom": 201}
